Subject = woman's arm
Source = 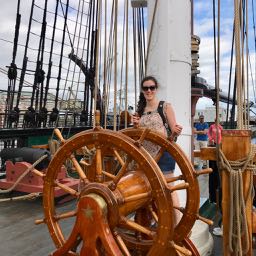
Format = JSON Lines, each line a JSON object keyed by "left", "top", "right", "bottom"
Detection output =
{"left": 165, "top": 103, "right": 182, "bottom": 136}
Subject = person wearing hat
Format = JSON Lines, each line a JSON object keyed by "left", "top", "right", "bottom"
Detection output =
{"left": 194, "top": 114, "right": 209, "bottom": 168}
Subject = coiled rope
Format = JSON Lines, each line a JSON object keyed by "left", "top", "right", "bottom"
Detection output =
{"left": 219, "top": 144, "right": 256, "bottom": 255}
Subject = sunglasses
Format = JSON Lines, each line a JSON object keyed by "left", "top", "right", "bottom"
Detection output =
{"left": 142, "top": 85, "right": 157, "bottom": 91}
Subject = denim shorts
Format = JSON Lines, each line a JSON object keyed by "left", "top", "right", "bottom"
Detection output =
{"left": 157, "top": 151, "right": 176, "bottom": 173}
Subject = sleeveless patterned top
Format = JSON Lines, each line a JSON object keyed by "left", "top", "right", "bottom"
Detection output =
{"left": 139, "top": 102, "right": 170, "bottom": 157}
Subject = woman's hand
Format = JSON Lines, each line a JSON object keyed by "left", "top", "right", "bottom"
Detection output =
{"left": 169, "top": 124, "right": 182, "bottom": 141}
{"left": 132, "top": 113, "right": 140, "bottom": 128}
{"left": 172, "top": 124, "right": 183, "bottom": 136}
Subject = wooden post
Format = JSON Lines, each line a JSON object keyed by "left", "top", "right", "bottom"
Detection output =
{"left": 221, "top": 130, "right": 253, "bottom": 255}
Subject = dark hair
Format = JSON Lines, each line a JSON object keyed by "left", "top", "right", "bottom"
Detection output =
{"left": 136, "top": 76, "right": 158, "bottom": 116}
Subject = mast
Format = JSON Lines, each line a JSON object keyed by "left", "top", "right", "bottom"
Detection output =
{"left": 147, "top": 0, "right": 192, "bottom": 158}
{"left": 146, "top": 1, "right": 214, "bottom": 254}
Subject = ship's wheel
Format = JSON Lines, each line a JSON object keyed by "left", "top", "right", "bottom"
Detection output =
{"left": 39, "top": 114, "right": 205, "bottom": 255}
{"left": 42, "top": 128, "right": 178, "bottom": 255}
{"left": 120, "top": 127, "right": 205, "bottom": 243}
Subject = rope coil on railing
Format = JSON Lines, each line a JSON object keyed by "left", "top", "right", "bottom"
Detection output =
{"left": 218, "top": 145, "right": 256, "bottom": 255}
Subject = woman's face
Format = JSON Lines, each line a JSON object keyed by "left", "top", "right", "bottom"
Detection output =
{"left": 142, "top": 79, "right": 157, "bottom": 101}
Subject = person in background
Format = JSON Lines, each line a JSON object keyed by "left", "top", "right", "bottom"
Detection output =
{"left": 208, "top": 118, "right": 223, "bottom": 146}
{"left": 132, "top": 75, "right": 182, "bottom": 224}
{"left": 208, "top": 118, "right": 223, "bottom": 203}
{"left": 194, "top": 114, "right": 209, "bottom": 168}
{"left": 208, "top": 118, "right": 223, "bottom": 236}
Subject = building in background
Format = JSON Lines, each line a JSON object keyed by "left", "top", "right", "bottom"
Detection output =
{"left": 0, "top": 91, "right": 83, "bottom": 128}
{"left": 195, "top": 106, "right": 229, "bottom": 123}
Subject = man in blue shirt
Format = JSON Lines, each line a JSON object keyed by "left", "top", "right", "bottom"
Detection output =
{"left": 194, "top": 114, "right": 209, "bottom": 168}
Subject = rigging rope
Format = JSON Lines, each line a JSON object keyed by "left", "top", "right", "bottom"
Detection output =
{"left": 125, "top": 0, "right": 129, "bottom": 128}
{"left": 93, "top": 0, "right": 102, "bottom": 128}
{"left": 55, "top": 0, "right": 69, "bottom": 110}
{"left": 225, "top": 23, "right": 235, "bottom": 128}
{"left": 113, "top": 0, "right": 118, "bottom": 131}
{"left": 43, "top": 0, "right": 60, "bottom": 110}
{"left": 234, "top": 0, "right": 244, "bottom": 128}
{"left": 83, "top": 0, "right": 93, "bottom": 120}
{"left": 64, "top": 0, "right": 87, "bottom": 129}
{"left": 252, "top": 0, "right": 256, "bottom": 97}
{"left": 103, "top": 0, "right": 108, "bottom": 128}
{"left": 137, "top": 8, "right": 144, "bottom": 79}
{"left": 0, "top": 37, "right": 85, "bottom": 60}
{"left": 29, "top": 0, "right": 47, "bottom": 119}
{"left": 104, "top": 0, "right": 115, "bottom": 128}
{"left": 4, "top": 0, "right": 21, "bottom": 128}
{"left": 15, "top": 0, "right": 35, "bottom": 116}
{"left": 246, "top": 0, "right": 249, "bottom": 128}
{"left": 133, "top": 9, "right": 138, "bottom": 111}
{"left": 119, "top": 2, "right": 126, "bottom": 123}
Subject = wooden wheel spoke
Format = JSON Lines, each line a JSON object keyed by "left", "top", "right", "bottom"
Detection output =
{"left": 169, "top": 240, "right": 192, "bottom": 256}
{"left": 120, "top": 216, "right": 155, "bottom": 238}
{"left": 194, "top": 168, "right": 212, "bottom": 176}
{"left": 167, "top": 182, "right": 189, "bottom": 192}
{"left": 34, "top": 218, "right": 45, "bottom": 225}
{"left": 113, "top": 148, "right": 125, "bottom": 167}
{"left": 197, "top": 214, "right": 213, "bottom": 226}
{"left": 55, "top": 181, "right": 79, "bottom": 197}
{"left": 113, "top": 231, "right": 131, "bottom": 256}
{"left": 69, "top": 154, "right": 88, "bottom": 182}
{"left": 32, "top": 168, "right": 45, "bottom": 178}
{"left": 102, "top": 171, "right": 115, "bottom": 179}
{"left": 80, "top": 145, "right": 95, "bottom": 156}
{"left": 134, "top": 128, "right": 151, "bottom": 147}
{"left": 80, "top": 159, "right": 90, "bottom": 167}
{"left": 148, "top": 205, "right": 158, "bottom": 223}
{"left": 124, "top": 192, "right": 151, "bottom": 203}
{"left": 165, "top": 174, "right": 184, "bottom": 183}
{"left": 108, "top": 157, "right": 131, "bottom": 190}
{"left": 54, "top": 210, "right": 77, "bottom": 221}
{"left": 95, "top": 146, "right": 103, "bottom": 182}
{"left": 54, "top": 128, "right": 66, "bottom": 144}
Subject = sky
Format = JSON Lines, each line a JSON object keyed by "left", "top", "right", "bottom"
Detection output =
{"left": 0, "top": 0, "right": 255, "bottom": 113}
{"left": 194, "top": 0, "right": 256, "bottom": 110}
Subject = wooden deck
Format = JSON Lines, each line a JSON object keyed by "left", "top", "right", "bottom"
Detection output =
{"left": 0, "top": 195, "right": 75, "bottom": 256}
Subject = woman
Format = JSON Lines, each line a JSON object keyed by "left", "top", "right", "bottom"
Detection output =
{"left": 132, "top": 75, "right": 183, "bottom": 174}
{"left": 132, "top": 75, "right": 183, "bottom": 224}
